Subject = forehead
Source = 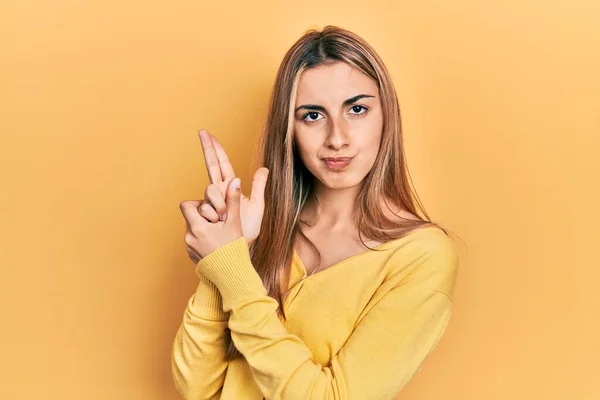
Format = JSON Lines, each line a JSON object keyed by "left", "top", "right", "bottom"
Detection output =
{"left": 295, "top": 62, "right": 378, "bottom": 105}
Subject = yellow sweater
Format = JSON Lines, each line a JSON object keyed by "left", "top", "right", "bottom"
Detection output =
{"left": 171, "top": 226, "right": 458, "bottom": 399}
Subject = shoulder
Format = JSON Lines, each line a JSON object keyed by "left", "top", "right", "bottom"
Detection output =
{"left": 409, "top": 225, "right": 457, "bottom": 257}
{"left": 387, "top": 225, "right": 457, "bottom": 265}
{"left": 385, "top": 225, "right": 459, "bottom": 299}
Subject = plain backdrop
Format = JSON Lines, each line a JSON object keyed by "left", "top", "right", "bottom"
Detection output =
{"left": 1, "top": 1, "right": 599, "bottom": 399}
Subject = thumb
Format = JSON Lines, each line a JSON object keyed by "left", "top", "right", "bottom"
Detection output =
{"left": 250, "top": 167, "right": 269, "bottom": 205}
{"left": 225, "top": 177, "right": 242, "bottom": 224}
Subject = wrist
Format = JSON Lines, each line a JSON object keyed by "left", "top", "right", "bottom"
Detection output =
{"left": 198, "top": 237, "right": 266, "bottom": 312}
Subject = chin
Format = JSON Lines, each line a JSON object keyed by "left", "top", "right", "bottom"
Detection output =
{"left": 318, "top": 175, "right": 364, "bottom": 190}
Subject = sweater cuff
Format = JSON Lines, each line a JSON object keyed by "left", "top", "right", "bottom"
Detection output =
{"left": 190, "top": 268, "right": 230, "bottom": 321}
{"left": 196, "top": 236, "right": 267, "bottom": 313}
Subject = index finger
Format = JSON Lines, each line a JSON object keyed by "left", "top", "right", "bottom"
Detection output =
{"left": 198, "top": 128, "right": 222, "bottom": 184}
{"left": 210, "top": 135, "right": 236, "bottom": 182}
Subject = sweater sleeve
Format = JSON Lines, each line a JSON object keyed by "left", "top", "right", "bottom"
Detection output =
{"left": 171, "top": 269, "right": 231, "bottom": 400}
{"left": 197, "top": 235, "right": 459, "bottom": 400}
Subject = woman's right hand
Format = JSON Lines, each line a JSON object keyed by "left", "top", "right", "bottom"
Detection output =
{"left": 194, "top": 128, "right": 268, "bottom": 247}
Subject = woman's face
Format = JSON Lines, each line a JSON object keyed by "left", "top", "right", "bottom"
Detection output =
{"left": 293, "top": 61, "right": 384, "bottom": 191}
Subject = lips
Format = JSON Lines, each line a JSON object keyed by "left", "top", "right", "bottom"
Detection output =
{"left": 322, "top": 157, "right": 353, "bottom": 170}
{"left": 322, "top": 157, "right": 353, "bottom": 162}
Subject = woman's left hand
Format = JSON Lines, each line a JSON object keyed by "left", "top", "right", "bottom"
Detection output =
{"left": 180, "top": 177, "right": 245, "bottom": 260}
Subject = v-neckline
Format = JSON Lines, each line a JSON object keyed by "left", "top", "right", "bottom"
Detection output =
{"left": 292, "top": 226, "right": 436, "bottom": 279}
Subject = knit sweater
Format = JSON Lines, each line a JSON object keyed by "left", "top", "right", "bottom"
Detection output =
{"left": 171, "top": 225, "right": 458, "bottom": 399}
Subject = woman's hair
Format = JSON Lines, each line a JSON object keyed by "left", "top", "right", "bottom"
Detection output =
{"left": 224, "top": 25, "right": 448, "bottom": 361}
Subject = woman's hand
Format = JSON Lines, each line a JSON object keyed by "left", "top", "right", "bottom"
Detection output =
{"left": 181, "top": 178, "right": 245, "bottom": 260}
{"left": 180, "top": 128, "right": 269, "bottom": 262}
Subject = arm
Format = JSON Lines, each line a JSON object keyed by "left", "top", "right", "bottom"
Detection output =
{"left": 171, "top": 271, "right": 231, "bottom": 400}
{"left": 198, "top": 236, "right": 458, "bottom": 400}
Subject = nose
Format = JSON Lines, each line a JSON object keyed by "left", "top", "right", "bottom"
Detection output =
{"left": 325, "top": 115, "right": 349, "bottom": 151}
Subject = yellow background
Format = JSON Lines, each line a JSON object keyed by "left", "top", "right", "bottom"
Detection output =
{"left": 1, "top": 1, "right": 598, "bottom": 399}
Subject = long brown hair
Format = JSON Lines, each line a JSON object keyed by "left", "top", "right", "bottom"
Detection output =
{"left": 224, "top": 25, "right": 449, "bottom": 361}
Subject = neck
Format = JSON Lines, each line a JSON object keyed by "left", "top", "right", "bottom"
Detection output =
{"left": 301, "top": 183, "right": 360, "bottom": 230}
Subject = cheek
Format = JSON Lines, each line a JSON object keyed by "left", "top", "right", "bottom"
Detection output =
{"left": 293, "top": 128, "right": 320, "bottom": 156}
{"left": 355, "top": 129, "right": 383, "bottom": 169}
{"left": 357, "top": 141, "right": 381, "bottom": 170}
{"left": 364, "top": 110, "right": 384, "bottom": 133}
{"left": 293, "top": 137, "right": 315, "bottom": 168}
{"left": 348, "top": 109, "right": 383, "bottom": 137}
{"left": 354, "top": 118, "right": 383, "bottom": 149}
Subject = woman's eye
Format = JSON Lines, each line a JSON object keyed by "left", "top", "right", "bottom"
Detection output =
{"left": 349, "top": 105, "right": 368, "bottom": 115}
{"left": 303, "top": 111, "right": 323, "bottom": 122}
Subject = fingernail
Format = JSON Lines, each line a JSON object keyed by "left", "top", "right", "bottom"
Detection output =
{"left": 232, "top": 178, "right": 240, "bottom": 190}
{"left": 220, "top": 213, "right": 227, "bottom": 221}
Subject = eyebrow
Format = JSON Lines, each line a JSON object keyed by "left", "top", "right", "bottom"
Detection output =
{"left": 294, "top": 94, "right": 376, "bottom": 112}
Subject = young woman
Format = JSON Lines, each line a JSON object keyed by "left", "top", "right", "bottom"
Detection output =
{"left": 172, "top": 25, "right": 459, "bottom": 399}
